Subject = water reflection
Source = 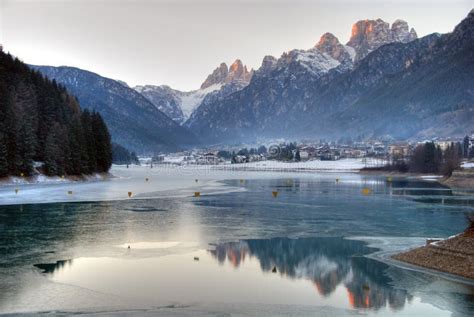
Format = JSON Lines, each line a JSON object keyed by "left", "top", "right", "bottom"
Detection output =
{"left": 388, "top": 178, "right": 474, "bottom": 207}
{"left": 34, "top": 259, "right": 72, "bottom": 273}
{"left": 210, "top": 237, "right": 412, "bottom": 311}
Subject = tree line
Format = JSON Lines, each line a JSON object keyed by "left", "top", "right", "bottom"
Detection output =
{"left": 386, "top": 142, "right": 463, "bottom": 176}
{"left": 112, "top": 143, "right": 139, "bottom": 165}
{"left": 0, "top": 51, "right": 112, "bottom": 177}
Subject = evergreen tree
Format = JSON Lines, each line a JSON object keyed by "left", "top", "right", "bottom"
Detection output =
{"left": 0, "top": 132, "right": 9, "bottom": 177}
{"left": 463, "top": 136, "right": 470, "bottom": 158}
{"left": 44, "top": 127, "right": 61, "bottom": 176}
{"left": 295, "top": 150, "right": 301, "bottom": 162}
{"left": 81, "top": 110, "right": 97, "bottom": 173}
{"left": 92, "top": 112, "right": 112, "bottom": 173}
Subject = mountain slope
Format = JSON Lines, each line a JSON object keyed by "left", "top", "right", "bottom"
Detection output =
{"left": 186, "top": 13, "right": 473, "bottom": 143}
{"left": 135, "top": 60, "right": 253, "bottom": 124}
{"left": 32, "top": 66, "right": 199, "bottom": 153}
{"left": 0, "top": 51, "right": 112, "bottom": 177}
{"left": 331, "top": 10, "right": 474, "bottom": 139}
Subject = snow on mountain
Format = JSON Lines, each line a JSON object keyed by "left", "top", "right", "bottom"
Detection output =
{"left": 135, "top": 60, "right": 252, "bottom": 124}
{"left": 133, "top": 85, "right": 185, "bottom": 123}
{"left": 32, "top": 65, "right": 199, "bottom": 152}
{"left": 179, "top": 83, "right": 223, "bottom": 119}
{"left": 289, "top": 49, "right": 341, "bottom": 75}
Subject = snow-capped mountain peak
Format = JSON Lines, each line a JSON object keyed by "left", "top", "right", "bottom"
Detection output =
{"left": 347, "top": 18, "right": 418, "bottom": 62}
{"left": 315, "top": 32, "right": 355, "bottom": 64}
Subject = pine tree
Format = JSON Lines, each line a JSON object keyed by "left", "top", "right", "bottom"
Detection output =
{"left": 0, "top": 132, "right": 9, "bottom": 177}
{"left": 81, "top": 110, "right": 97, "bottom": 173}
{"left": 295, "top": 150, "right": 301, "bottom": 162}
{"left": 44, "top": 128, "right": 61, "bottom": 176}
{"left": 463, "top": 136, "right": 470, "bottom": 158}
{"left": 0, "top": 51, "right": 113, "bottom": 177}
{"left": 92, "top": 112, "right": 112, "bottom": 173}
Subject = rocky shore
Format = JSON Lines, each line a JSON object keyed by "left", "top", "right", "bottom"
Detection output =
{"left": 441, "top": 169, "right": 474, "bottom": 189}
{"left": 393, "top": 223, "right": 474, "bottom": 280}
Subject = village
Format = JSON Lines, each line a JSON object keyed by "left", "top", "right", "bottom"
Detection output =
{"left": 145, "top": 133, "right": 474, "bottom": 167}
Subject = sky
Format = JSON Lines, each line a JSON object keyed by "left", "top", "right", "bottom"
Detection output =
{"left": 0, "top": 0, "right": 472, "bottom": 91}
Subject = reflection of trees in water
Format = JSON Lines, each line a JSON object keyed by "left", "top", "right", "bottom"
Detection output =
{"left": 34, "top": 259, "right": 73, "bottom": 273}
{"left": 209, "top": 237, "right": 411, "bottom": 311}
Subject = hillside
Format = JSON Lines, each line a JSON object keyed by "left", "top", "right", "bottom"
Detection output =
{"left": 185, "top": 11, "right": 474, "bottom": 144}
{"left": 32, "top": 66, "right": 200, "bottom": 153}
{"left": 0, "top": 51, "right": 112, "bottom": 177}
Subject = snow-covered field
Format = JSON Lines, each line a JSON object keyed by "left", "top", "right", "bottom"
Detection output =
{"left": 462, "top": 161, "right": 474, "bottom": 169}
{"left": 0, "top": 159, "right": 377, "bottom": 206}
{"left": 215, "top": 158, "right": 385, "bottom": 172}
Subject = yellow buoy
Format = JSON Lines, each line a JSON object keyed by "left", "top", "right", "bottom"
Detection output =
{"left": 387, "top": 176, "right": 392, "bottom": 182}
{"left": 362, "top": 188, "right": 371, "bottom": 195}
{"left": 20, "top": 173, "right": 24, "bottom": 177}
{"left": 272, "top": 191, "right": 278, "bottom": 198}
{"left": 68, "top": 191, "right": 73, "bottom": 195}
{"left": 128, "top": 191, "right": 133, "bottom": 198}
{"left": 61, "top": 175, "right": 65, "bottom": 179}
{"left": 15, "top": 188, "right": 19, "bottom": 194}
{"left": 194, "top": 192, "right": 201, "bottom": 197}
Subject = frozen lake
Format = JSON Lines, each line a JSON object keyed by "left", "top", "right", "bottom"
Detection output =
{"left": 0, "top": 166, "right": 473, "bottom": 315}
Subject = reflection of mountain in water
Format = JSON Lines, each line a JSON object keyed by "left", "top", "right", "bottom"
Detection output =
{"left": 209, "top": 237, "right": 411, "bottom": 311}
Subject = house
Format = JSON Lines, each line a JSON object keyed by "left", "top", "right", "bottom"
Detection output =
{"left": 388, "top": 143, "right": 410, "bottom": 158}
{"left": 200, "top": 152, "right": 220, "bottom": 165}
{"left": 299, "top": 150, "right": 310, "bottom": 161}
{"left": 232, "top": 155, "right": 247, "bottom": 164}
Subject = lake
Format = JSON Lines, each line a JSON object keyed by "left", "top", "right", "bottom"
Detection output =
{"left": 0, "top": 166, "right": 473, "bottom": 316}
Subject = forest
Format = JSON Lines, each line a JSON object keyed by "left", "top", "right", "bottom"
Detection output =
{"left": 0, "top": 51, "right": 112, "bottom": 177}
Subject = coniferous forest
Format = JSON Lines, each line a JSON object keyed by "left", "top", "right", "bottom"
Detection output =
{"left": 0, "top": 51, "right": 112, "bottom": 177}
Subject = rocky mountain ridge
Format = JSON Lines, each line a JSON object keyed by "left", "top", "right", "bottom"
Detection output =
{"left": 185, "top": 11, "right": 472, "bottom": 144}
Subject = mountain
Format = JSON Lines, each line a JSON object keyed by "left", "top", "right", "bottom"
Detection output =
{"left": 330, "top": 10, "right": 474, "bottom": 139}
{"left": 133, "top": 85, "right": 184, "bottom": 123}
{"left": 135, "top": 60, "right": 253, "bottom": 124}
{"left": 0, "top": 51, "right": 112, "bottom": 177}
{"left": 201, "top": 60, "right": 253, "bottom": 89}
{"left": 186, "top": 13, "right": 473, "bottom": 144}
{"left": 347, "top": 18, "right": 417, "bottom": 62}
{"left": 32, "top": 66, "right": 199, "bottom": 153}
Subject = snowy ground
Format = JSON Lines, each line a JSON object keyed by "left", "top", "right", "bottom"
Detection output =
{"left": 461, "top": 161, "right": 474, "bottom": 169}
{"left": 0, "top": 159, "right": 378, "bottom": 206}
{"left": 213, "top": 158, "right": 385, "bottom": 172}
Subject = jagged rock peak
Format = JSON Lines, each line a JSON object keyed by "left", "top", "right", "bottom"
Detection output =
{"left": 391, "top": 19, "right": 417, "bottom": 42}
{"left": 226, "top": 59, "right": 253, "bottom": 84}
{"left": 315, "top": 32, "right": 353, "bottom": 63}
{"left": 201, "top": 59, "right": 253, "bottom": 89}
{"left": 259, "top": 55, "right": 278, "bottom": 73}
{"left": 200, "top": 62, "right": 229, "bottom": 89}
{"left": 347, "top": 18, "right": 417, "bottom": 62}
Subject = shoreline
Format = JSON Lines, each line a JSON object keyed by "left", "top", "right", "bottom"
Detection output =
{"left": 360, "top": 168, "right": 474, "bottom": 189}
{"left": 391, "top": 229, "right": 474, "bottom": 281}
{"left": 350, "top": 236, "right": 474, "bottom": 286}
{"left": 440, "top": 170, "right": 474, "bottom": 189}
{"left": 0, "top": 172, "right": 113, "bottom": 186}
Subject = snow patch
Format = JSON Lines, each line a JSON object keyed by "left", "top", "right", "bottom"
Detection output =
{"left": 293, "top": 49, "right": 340, "bottom": 75}
{"left": 179, "top": 84, "right": 222, "bottom": 119}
